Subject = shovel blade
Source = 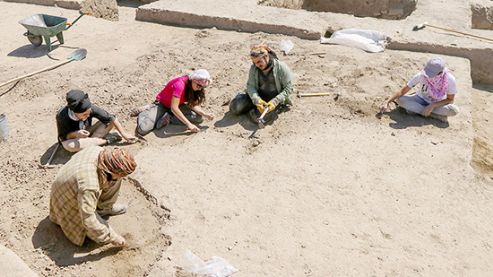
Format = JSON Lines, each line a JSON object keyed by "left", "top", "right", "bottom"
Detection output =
{"left": 68, "top": 48, "right": 87, "bottom": 61}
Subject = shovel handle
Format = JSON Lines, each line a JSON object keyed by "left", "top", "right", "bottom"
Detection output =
{"left": 65, "top": 11, "right": 87, "bottom": 30}
{"left": 259, "top": 108, "right": 269, "bottom": 120}
{"left": 0, "top": 59, "right": 73, "bottom": 88}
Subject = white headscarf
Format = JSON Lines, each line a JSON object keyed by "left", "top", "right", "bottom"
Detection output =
{"left": 189, "top": 69, "right": 211, "bottom": 87}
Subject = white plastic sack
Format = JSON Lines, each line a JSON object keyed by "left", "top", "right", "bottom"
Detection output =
{"left": 183, "top": 250, "right": 238, "bottom": 277}
{"left": 279, "top": 39, "right": 294, "bottom": 54}
{"left": 320, "top": 28, "right": 389, "bottom": 53}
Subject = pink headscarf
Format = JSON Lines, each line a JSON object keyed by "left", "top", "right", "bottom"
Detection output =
{"left": 424, "top": 70, "right": 449, "bottom": 102}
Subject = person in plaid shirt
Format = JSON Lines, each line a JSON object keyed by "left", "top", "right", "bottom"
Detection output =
{"left": 49, "top": 146, "right": 137, "bottom": 247}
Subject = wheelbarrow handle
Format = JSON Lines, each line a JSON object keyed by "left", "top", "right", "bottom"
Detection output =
{"left": 65, "top": 11, "right": 88, "bottom": 30}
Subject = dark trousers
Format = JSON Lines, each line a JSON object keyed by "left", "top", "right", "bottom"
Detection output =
{"left": 229, "top": 93, "right": 255, "bottom": 115}
{"left": 228, "top": 93, "right": 287, "bottom": 124}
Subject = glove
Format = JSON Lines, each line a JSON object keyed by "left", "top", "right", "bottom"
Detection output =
{"left": 256, "top": 99, "right": 267, "bottom": 113}
{"left": 266, "top": 100, "right": 277, "bottom": 112}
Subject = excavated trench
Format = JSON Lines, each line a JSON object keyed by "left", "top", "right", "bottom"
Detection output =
{"left": 258, "top": 0, "right": 417, "bottom": 19}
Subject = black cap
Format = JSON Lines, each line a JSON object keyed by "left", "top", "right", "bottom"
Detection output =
{"left": 66, "top": 89, "right": 91, "bottom": 113}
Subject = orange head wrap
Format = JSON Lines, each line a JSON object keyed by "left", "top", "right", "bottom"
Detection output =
{"left": 250, "top": 44, "right": 278, "bottom": 61}
{"left": 98, "top": 148, "right": 137, "bottom": 177}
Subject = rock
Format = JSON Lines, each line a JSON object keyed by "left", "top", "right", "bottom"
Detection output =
{"left": 0, "top": 244, "right": 38, "bottom": 277}
{"left": 252, "top": 140, "right": 261, "bottom": 147}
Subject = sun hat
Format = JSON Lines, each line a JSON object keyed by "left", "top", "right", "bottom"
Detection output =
{"left": 66, "top": 89, "right": 91, "bottom": 113}
{"left": 424, "top": 57, "right": 445, "bottom": 78}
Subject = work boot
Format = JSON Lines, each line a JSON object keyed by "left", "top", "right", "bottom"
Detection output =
{"left": 97, "top": 203, "right": 128, "bottom": 217}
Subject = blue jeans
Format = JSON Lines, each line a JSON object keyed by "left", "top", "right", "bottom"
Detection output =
{"left": 397, "top": 94, "right": 459, "bottom": 117}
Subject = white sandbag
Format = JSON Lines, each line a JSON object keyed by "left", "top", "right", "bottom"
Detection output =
{"left": 183, "top": 250, "right": 238, "bottom": 277}
{"left": 320, "top": 28, "right": 389, "bottom": 53}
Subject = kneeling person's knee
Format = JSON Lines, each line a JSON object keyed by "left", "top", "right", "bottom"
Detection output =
{"left": 229, "top": 99, "right": 244, "bottom": 115}
{"left": 61, "top": 140, "right": 79, "bottom": 153}
{"left": 229, "top": 93, "right": 253, "bottom": 115}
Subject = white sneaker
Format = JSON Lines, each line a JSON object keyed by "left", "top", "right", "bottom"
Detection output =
{"left": 97, "top": 203, "right": 128, "bottom": 216}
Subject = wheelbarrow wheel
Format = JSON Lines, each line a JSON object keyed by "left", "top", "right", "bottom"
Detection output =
{"left": 26, "top": 32, "right": 42, "bottom": 47}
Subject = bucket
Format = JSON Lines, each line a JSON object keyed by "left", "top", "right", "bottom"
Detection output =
{"left": 0, "top": 113, "right": 9, "bottom": 141}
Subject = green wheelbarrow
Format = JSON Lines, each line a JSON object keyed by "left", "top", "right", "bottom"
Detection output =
{"left": 19, "top": 11, "right": 87, "bottom": 51}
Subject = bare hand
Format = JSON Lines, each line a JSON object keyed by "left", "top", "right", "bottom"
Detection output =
{"left": 110, "top": 234, "right": 126, "bottom": 247}
{"left": 379, "top": 102, "right": 390, "bottom": 113}
{"left": 422, "top": 104, "right": 434, "bottom": 117}
{"left": 187, "top": 124, "right": 200, "bottom": 133}
{"left": 77, "top": 130, "right": 90, "bottom": 138}
{"left": 122, "top": 133, "right": 138, "bottom": 143}
{"left": 203, "top": 113, "right": 214, "bottom": 121}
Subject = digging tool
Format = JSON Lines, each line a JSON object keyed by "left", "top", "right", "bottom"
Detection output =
{"left": 40, "top": 143, "right": 60, "bottom": 169}
{"left": 0, "top": 48, "right": 87, "bottom": 88}
{"left": 248, "top": 108, "right": 269, "bottom": 138}
{"left": 297, "top": 92, "right": 332, "bottom": 98}
{"left": 413, "top": 22, "right": 493, "bottom": 43}
{"left": 257, "top": 108, "right": 269, "bottom": 129}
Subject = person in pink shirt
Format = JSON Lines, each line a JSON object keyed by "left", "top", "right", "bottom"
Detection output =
{"left": 133, "top": 69, "right": 214, "bottom": 136}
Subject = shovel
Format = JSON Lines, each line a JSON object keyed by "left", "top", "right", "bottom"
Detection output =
{"left": 0, "top": 48, "right": 87, "bottom": 88}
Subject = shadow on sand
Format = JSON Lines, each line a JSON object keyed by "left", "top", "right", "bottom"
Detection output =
{"left": 214, "top": 111, "right": 267, "bottom": 132}
{"left": 378, "top": 108, "right": 449, "bottom": 129}
{"left": 39, "top": 143, "right": 74, "bottom": 167}
{"left": 32, "top": 217, "right": 122, "bottom": 266}
{"left": 152, "top": 124, "right": 209, "bottom": 138}
{"left": 8, "top": 44, "right": 52, "bottom": 58}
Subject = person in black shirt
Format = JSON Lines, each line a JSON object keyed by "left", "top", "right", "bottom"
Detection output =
{"left": 56, "top": 90, "right": 137, "bottom": 152}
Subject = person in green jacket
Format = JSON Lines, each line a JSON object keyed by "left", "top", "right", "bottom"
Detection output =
{"left": 229, "top": 44, "right": 294, "bottom": 124}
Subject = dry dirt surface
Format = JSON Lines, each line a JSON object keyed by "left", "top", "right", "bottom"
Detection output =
{"left": 80, "top": 0, "right": 119, "bottom": 21}
{"left": 0, "top": 1, "right": 492, "bottom": 277}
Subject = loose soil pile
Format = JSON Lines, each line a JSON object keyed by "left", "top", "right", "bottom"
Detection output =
{"left": 80, "top": 0, "right": 119, "bottom": 21}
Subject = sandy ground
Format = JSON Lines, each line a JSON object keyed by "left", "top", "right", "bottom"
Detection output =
{"left": 0, "top": 1, "right": 492, "bottom": 277}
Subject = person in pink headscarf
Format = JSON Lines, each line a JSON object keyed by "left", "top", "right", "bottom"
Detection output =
{"left": 380, "top": 57, "right": 459, "bottom": 122}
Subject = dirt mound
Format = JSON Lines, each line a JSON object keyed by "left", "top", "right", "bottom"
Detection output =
{"left": 80, "top": 0, "right": 119, "bottom": 21}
